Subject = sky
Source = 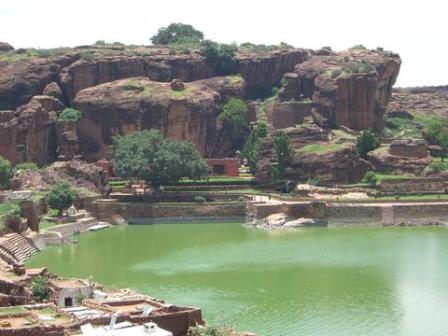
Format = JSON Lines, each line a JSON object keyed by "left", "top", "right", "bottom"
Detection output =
{"left": 1, "top": 0, "right": 446, "bottom": 87}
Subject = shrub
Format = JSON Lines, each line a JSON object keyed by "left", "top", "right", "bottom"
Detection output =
{"left": 425, "top": 117, "right": 448, "bottom": 160}
{"left": 0, "top": 156, "right": 12, "bottom": 189}
{"left": 194, "top": 196, "right": 206, "bottom": 204}
{"left": 331, "top": 69, "right": 342, "bottom": 78}
{"left": 273, "top": 131, "right": 293, "bottom": 180}
{"left": 427, "top": 161, "right": 448, "bottom": 174}
{"left": 31, "top": 276, "right": 48, "bottom": 302}
{"left": 219, "top": 98, "right": 248, "bottom": 138}
{"left": 95, "top": 40, "right": 106, "bottom": 45}
{"left": 59, "top": 108, "right": 83, "bottom": 122}
{"left": 47, "top": 181, "right": 75, "bottom": 216}
{"left": 362, "top": 171, "right": 378, "bottom": 187}
{"left": 351, "top": 44, "right": 367, "bottom": 50}
{"left": 80, "top": 51, "right": 94, "bottom": 61}
{"left": 356, "top": 129, "right": 380, "bottom": 158}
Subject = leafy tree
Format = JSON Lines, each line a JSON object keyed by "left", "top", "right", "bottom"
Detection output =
{"left": 31, "top": 276, "right": 48, "bottom": 302}
{"left": 200, "top": 40, "right": 237, "bottom": 75}
{"left": 0, "top": 157, "right": 11, "bottom": 189}
{"left": 112, "top": 130, "right": 208, "bottom": 192}
{"left": 356, "top": 129, "right": 380, "bottom": 158}
{"left": 47, "top": 181, "right": 75, "bottom": 215}
{"left": 243, "top": 123, "right": 267, "bottom": 173}
{"left": 362, "top": 171, "right": 378, "bottom": 187}
{"left": 151, "top": 23, "right": 204, "bottom": 45}
{"left": 59, "top": 108, "right": 83, "bottom": 122}
{"left": 273, "top": 131, "right": 293, "bottom": 180}
{"left": 219, "top": 98, "right": 248, "bottom": 137}
{"left": 426, "top": 117, "right": 448, "bottom": 161}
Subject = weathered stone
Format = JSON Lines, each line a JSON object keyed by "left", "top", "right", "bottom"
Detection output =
{"left": 389, "top": 139, "right": 428, "bottom": 158}
{"left": 170, "top": 78, "right": 185, "bottom": 91}
{"left": 195, "top": 75, "right": 246, "bottom": 102}
{"left": 42, "top": 81, "right": 64, "bottom": 101}
{"left": 266, "top": 213, "right": 287, "bottom": 226}
{"left": 0, "top": 42, "right": 14, "bottom": 52}
{"left": 73, "top": 77, "right": 220, "bottom": 159}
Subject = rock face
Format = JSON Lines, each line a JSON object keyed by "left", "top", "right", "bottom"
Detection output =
{"left": 389, "top": 139, "right": 428, "bottom": 158}
{"left": 195, "top": 75, "right": 245, "bottom": 102}
{"left": 42, "top": 81, "right": 64, "bottom": 101}
{"left": 237, "top": 49, "right": 310, "bottom": 97}
{"left": 0, "top": 95, "right": 62, "bottom": 165}
{"left": 73, "top": 77, "right": 220, "bottom": 160}
{"left": 0, "top": 42, "right": 14, "bottom": 52}
{"left": 279, "top": 49, "right": 401, "bottom": 131}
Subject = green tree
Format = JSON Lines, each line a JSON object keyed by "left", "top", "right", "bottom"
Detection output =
{"left": 219, "top": 98, "right": 248, "bottom": 137}
{"left": 356, "top": 129, "right": 380, "bottom": 158}
{"left": 47, "top": 181, "right": 75, "bottom": 215}
{"left": 426, "top": 117, "right": 448, "bottom": 161}
{"left": 0, "top": 156, "right": 12, "bottom": 189}
{"left": 112, "top": 130, "right": 208, "bottom": 193}
{"left": 151, "top": 23, "right": 204, "bottom": 45}
{"left": 200, "top": 40, "right": 237, "bottom": 75}
{"left": 273, "top": 131, "right": 293, "bottom": 180}
{"left": 362, "top": 171, "right": 378, "bottom": 187}
{"left": 243, "top": 123, "right": 267, "bottom": 173}
{"left": 31, "top": 276, "right": 48, "bottom": 302}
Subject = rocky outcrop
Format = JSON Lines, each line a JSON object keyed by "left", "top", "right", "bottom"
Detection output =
{"left": 0, "top": 95, "right": 63, "bottom": 165}
{"left": 12, "top": 158, "right": 103, "bottom": 192}
{"left": 237, "top": 49, "right": 309, "bottom": 97}
{"left": 73, "top": 77, "right": 220, "bottom": 160}
{"left": 0, "top": 42, "right": 14, "bottom": 52}
{"left": 367, "top": 145, "right": 431, "bottom": 175}
{"left": 195, "top": 75, "right": 245, "bottom": 102}
{"left": 279, "top": 49, "right": 401, "bottom": 131}
{"left": 42, "top": 81, "right": 64, "bottom": 101}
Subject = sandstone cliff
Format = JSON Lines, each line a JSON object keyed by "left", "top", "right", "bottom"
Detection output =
{"left": 279, "top": 48, "right": 401, "bottom": 131}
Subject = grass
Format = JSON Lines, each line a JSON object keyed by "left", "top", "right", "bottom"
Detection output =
{"left": 73, "top": 187, "right": 100, "bottom": 198}
{"left": 0, "top": 306, "right": 26, "bottom": 315}
{"left": 297, "top": 142, "right": 348, "bottom": 155}
{"left": 383, "top": 113, "right": 444, "bottom": 139}
{"left": 374, "top": 173, "right": 413, "bottom": 183}
{"left": 39, "top": 219, "right": 57, "bottom": 231}
{"left": 227, "top": 75, "right": 244, "bottom": 85}
{"left": 369, "top": 194, "right": 448, "bottom": 201}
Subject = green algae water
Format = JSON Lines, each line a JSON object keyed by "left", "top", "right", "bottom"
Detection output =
{"left": 27, "top": 224, "right": 448, "bottom": 336}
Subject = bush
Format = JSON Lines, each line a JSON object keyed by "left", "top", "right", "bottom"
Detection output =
{"left": 362, "top": 171, "right": 378, "bottom": 187}
{"left": 0, "top": 156, "right": 12, "bottom": 189}
{"left": 194, "top": 196, "right": 206, "bottom": 204}
{"left": 14, "top": 162, "right": 38, "bottom": 172}
{"left": 47, "top": 181, "right": 75, "bottom": 215}
{"left": 351, "top": 44, "right": 367, "bottom": 50}
{"left": 219, "top": 98, "right": 248, "bottom": 138}
{"left": 31, "top": 276, "right": 48, "bottom": 302}
{"left": 80, "top": 51, "right": 94, "bottom": 61}
{"left": 427, "top": 161, "right": 448, "bottom": 174}
{"left": 356, "top": 129, "right": 380, "bottom": 158}
{"left": 59, "top": 108, "right": 83, "bottom": 122}
{"left": 95, "top": 40, "right": 106, "bottom": 45}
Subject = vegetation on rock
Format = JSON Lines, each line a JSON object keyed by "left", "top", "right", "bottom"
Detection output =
{"left": 219, "top": 98, "right": 248, "bottom": 137}
{"left": 14, "top": 162, "right": 38, "bottom": 172}
{"left": 362, "top": 171, "right": 378, "bottom": 187}
{"left": 425, "top": 117, "right": 448, "bottom": 160}
{"left": 200, "top": 40, "right": 237, "bottom": 75}
{"left": 31, "top": 276, "right": 49, "bottom": 302}
{"left": 112, "top": 130, "right": 208, "bottom": 192}
{"left": 356, "top": 129, "right": 380, "bottom": 158}
{"left": 47, "top": 181, "right": 75, "bottom": 215}
{"left": 0, "top": 156, "right": 12, "bottom": 189}
{"left": 59, "top": 108, "right": 83, "bottom": 122}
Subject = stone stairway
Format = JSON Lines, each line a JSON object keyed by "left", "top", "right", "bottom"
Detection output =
{"left": 0, "top": 231, "right": 44, "bottom": 264}
{"left": 381, "top": 205, "right": 395, "bottom": 225}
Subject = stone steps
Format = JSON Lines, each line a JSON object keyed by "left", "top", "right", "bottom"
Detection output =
{"left": 0, "top": 233, "right": 41, "bottom": 264}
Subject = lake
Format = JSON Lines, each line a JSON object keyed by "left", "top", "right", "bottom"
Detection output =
{"left": 27, "top": 223, "right": 448, "bottom": 336}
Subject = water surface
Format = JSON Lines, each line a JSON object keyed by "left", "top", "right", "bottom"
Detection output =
{"left": 28, "top": 224, "right": 448, "bottom": 336}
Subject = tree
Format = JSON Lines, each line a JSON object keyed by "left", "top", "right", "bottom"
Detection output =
{"left": 47, "top": 181, "right": 75, "bottom": 216}
{"left": 59, "top": 108, "right": 83, "bottom": 122}
{"left": 200, "top": 40, "right": 237, "bottom": 75}
{"left": 426, "top": 117, "right": 448, "bottom": 161}
{"left": 219, "top": 98, "right": 248, "bottom": 136}
{"left": 0, "top": 156, "right": 11, "bottom": 189}
{"left": 356, "top": 129, "right": 379, "bottom": 158}
{"left": 243, "top": 123, "right": 267, "bottom": 173}
{"left": 112, "top": 130, "right": 208, "bottom": 192}
{"left": 362, "top": 171, "right": 378, "bottom": 187}
{"left": 151, "top": 23, "right": 204, "bottom": 45}
{"left": 31, "top": 276, "right": 48, "bottom": 302}
{"left": 273, "top": 131, "right": 293, "bottom": 180}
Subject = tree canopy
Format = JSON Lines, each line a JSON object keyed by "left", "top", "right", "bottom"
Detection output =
{"left": 200, "top": 40, "right": 237, "bottom": 75}
{"left": 243, "top": 123, "right": 267, "bottom": 174}
{"left": 47, "top": 180, "right": 75, "bottom": 215}
{"left": 151, "top": 23, "right": 204, "bottom": 45}
{"left": 273, "top": 131, "right": 293, "bottom": 180}
{"left": 356, "top": 129, "right": 379, "bottom": 158}
{"left": 0, "top": 156, "right": 11, "bottom": 190}
{"left": 426, "top": 117, "right": 448, "bottom": 160}
{"left": 112, "top": 130, "right": 208, "bottom": 191}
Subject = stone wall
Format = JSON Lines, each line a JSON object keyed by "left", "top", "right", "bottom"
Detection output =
{"left": 389, "top": 139, "right": 428, "bottom": 158}
{"left": 380, "top": 178, "right": 446, "bottom": 194}
{"left": 206, "top": 158, "right": 240, "bottom": 176}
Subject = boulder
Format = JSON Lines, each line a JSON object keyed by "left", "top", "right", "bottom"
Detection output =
{"left": 279, "top": 48, "right": 401, "bottom": 131}
{"left": 73, "top": 77, "right": 220, "bottom": 160}
{"left": 0, "top": 42, "right": 14, "bottom": 52}
{"left": 266, "top": 213, "right": 287, "bottom": 226}
{"left": 42, "top": 81, "right": 64, "bottom": 101}
{"left": 170, "top": 79, "right": 185, "bottom": 91}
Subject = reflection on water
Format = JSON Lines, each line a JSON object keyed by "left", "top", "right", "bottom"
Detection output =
{"left": 27, "top": 224, "right": 448, "bottom": 336}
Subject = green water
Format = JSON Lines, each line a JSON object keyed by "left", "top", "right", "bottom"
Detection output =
{"left": 27, "top": 224, "right": 448, "bottom": 336}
